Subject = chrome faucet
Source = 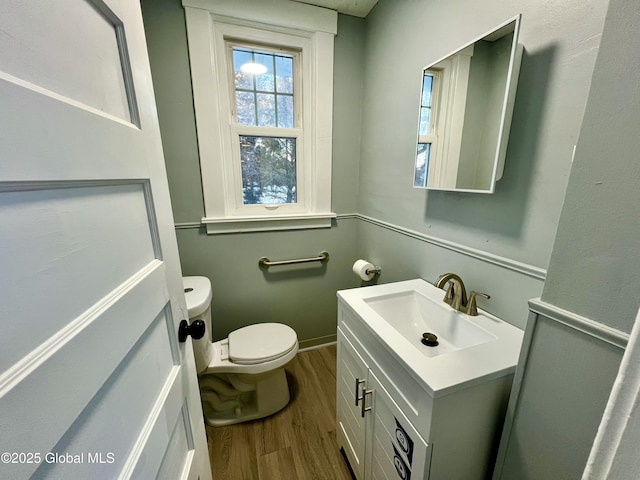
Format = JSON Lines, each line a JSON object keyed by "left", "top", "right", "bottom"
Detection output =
{"left": 434, "top": 273, "right": 490, "bottom": 316}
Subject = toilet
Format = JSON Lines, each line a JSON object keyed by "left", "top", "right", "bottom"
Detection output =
{"left": 183, "top": 276, "right": 298, "bottom": 426}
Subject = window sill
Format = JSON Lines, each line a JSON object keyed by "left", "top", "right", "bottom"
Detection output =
{"left": 201, "top": 212, "right": 336, "bottom": 234}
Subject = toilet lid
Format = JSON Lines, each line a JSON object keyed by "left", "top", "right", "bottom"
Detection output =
{"left": 228, "top": 323, "right": 297, "bottom": 365}
{"left": 183, "top": 276, "right": 212, "bottom": 318}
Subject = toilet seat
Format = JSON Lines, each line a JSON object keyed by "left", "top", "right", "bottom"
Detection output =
{"left": 228, "top": 323, "right": 297, "bottom": 365}
{"left": 204, "top": 337, "right": 299, "bottom": 375}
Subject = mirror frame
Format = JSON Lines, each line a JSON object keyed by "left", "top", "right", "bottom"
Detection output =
{"left": 414, "top": 14, "right": 523, "bottom": 193}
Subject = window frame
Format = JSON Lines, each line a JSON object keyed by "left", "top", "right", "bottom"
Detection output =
{"left": 225, "top": 40, "right": 305, "bottom": 215}
{"left": 183, "top": 0, "right": 337, "bottom": 234}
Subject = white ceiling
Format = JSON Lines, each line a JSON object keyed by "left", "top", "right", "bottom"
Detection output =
{"left": 292, "top": 0, "right": 379, "bottom": 18}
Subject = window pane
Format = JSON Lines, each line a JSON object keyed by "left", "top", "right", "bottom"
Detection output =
{"left": 414, "top": 143, "right": 431, "bottom": 188}
{"left": 257, "top": 93, "right": 276, "bottom": 127}
{"left": 240, "top": 135, "right": 297, "bottom": 205}
{"left": 422, "top": 74, "right": 434, "bottom": 107}
{"left": 419, "top": 72, "right": 435, "bottom": 135}
{"left": 277, "top": 95, "right": 294, "bottom": 128}
{"left": 254, "top": 53, "right": 275, "bottom": 92}
{"left": 236, "top": 91, "right": 256, "bottom": 126}
{"left": 275, "top": 55, "right": 293, "bottom": 93}
{"left": 233, "top": 49, "right": 253, "bottom": 90}
{"left": 419, "top": 106, "right": 431, "bottom": 135}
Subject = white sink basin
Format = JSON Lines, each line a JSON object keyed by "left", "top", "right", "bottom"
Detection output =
{"left": 364, "top": 290, "right": 496, "bottom": 357}
{"left": 338, "top": 279, "right": 524, "bottom": 395}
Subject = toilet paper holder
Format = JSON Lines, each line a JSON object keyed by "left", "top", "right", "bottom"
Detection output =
{"left": 366, "top": 265, "right": 381, "bottom": 275}
{"left": 353, "top": 259, "right": 381, "bottom": 281}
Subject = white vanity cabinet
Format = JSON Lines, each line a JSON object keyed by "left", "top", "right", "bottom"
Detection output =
{"left": 337, "top": 330, "right": 431, "bottom": 480}
{"left": 336, "top": 297, "right": 516, "bottom": 480}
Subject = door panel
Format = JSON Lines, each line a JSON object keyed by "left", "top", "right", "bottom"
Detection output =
{"left": 32, "top": 308, "right": 175, "bottom": 479}
{"left": 0, "top": 76, "right": 148, "bottom": 181}
{"left": 371, "top": 434, "right": 403, "bottom": 480}
{"left": 0, "top": 183, "right": 157, "bottom": 370}
{"left": 337, "top": 328, "right": 369, "bottom": 478}
{"left": 1, "top": 262, "right": 169, "bottom": 477}
{"left": 368, "top": 372, "right": 431, "bottom": 480}
{"left": 129, "top": 371, "right": 193, "bottom": 479}
{"left": 0, "top": 1, "right": 210, "bottom": 479}
{"left": 156, "top": 405, "right": 192, "bottom": 480}
{"left": 0, "top": 0, "right": 132, "bottom": 122}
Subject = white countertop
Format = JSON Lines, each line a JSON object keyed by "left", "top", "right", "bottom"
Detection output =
{"left": 337, "top": 279, "right": 524, "bottom": 397}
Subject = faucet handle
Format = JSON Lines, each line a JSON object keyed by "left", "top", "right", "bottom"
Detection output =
{"left": 443, "top": 280, "right": 455, "bottom": 306}
{"left": 466, "top": 291, "right": 490, "bottom": 316}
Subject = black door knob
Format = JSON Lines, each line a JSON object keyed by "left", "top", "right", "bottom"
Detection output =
{"left": 178, "top": 319, "right": 206, "bottom": 343}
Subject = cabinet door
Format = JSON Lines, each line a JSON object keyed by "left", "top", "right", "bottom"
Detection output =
{"left": 337, "top": 328, "right": 369, "bottom": 479}
{"left": 367, "top": 372, "right": 432, "bottom": 480}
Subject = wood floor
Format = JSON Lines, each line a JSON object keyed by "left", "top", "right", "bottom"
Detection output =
{"left": 205, "top": 345, "right": 354, "bottom": 480}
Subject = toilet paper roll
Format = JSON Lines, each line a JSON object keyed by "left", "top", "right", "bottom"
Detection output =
{"left": 353, "top": 259, "right": 377, "bottom": 281}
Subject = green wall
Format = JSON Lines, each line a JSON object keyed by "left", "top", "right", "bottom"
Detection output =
{"left": 541, "top": 0, "right": 640, "bottom": 332}
{"left": 497, "top": 0, "right": 639, "bottom": 476}
{"left": 140, "top": 0, "right": 202, "bottom": 223}
{"left": 354, "top": 0, "right": 608, "bottom": 329}
{"left": 498, "top": 315, "right": 622, "bottom": 479}
{"left": 359, "top": 0, "right": 607, "bottom": 270}
{"left": 141, "top": 0, "right": 365, "bottom": 346}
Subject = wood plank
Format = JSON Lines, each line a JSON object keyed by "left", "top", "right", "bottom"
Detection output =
{"left": 208, "top": 422, "right": 259, "bottom": 480}
{"left": 255, "top": 397, "right": 295, "bottom": 456}
{"left": 257, "top": 447, "right": 298, "bottom": 479}
{"left": 206, "top": 345, "right": 353, "bottom": 479}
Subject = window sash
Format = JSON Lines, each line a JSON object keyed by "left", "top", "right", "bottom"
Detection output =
{"left": 226, "top": 42, "right": 302, "bottom": 130}
{"left": 229, "top": 125, "right": 306, "bottom": 215}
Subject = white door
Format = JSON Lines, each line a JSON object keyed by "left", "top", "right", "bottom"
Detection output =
{"left": 0, "top": 1, "right": 212, "bottom": 479}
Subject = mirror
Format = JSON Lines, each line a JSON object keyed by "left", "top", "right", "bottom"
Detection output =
{"left": 414, "top": 15, "right": 522, "bottom": 193}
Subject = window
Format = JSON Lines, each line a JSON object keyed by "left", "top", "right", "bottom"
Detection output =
{"left": 183, "top": 0, "right": 337, "bottom": 233}
{"left": 414, "top": 46, "right": 474, "bottom": 189}
{"left": 230, "top": 44, "right": 299, "bottom": 206}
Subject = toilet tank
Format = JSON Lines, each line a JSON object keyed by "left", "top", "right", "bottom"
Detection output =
{"left": 183, "top": 276, "right": 213, "bottom": 373}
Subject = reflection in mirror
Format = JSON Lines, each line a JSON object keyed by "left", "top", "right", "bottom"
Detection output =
{"left": 414, "top": 16, "right": 522, "bottom": 193}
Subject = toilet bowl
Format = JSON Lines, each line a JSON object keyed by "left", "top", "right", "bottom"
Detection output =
{"left": 183, "top": 276, "right": 298, "bottom": 426}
